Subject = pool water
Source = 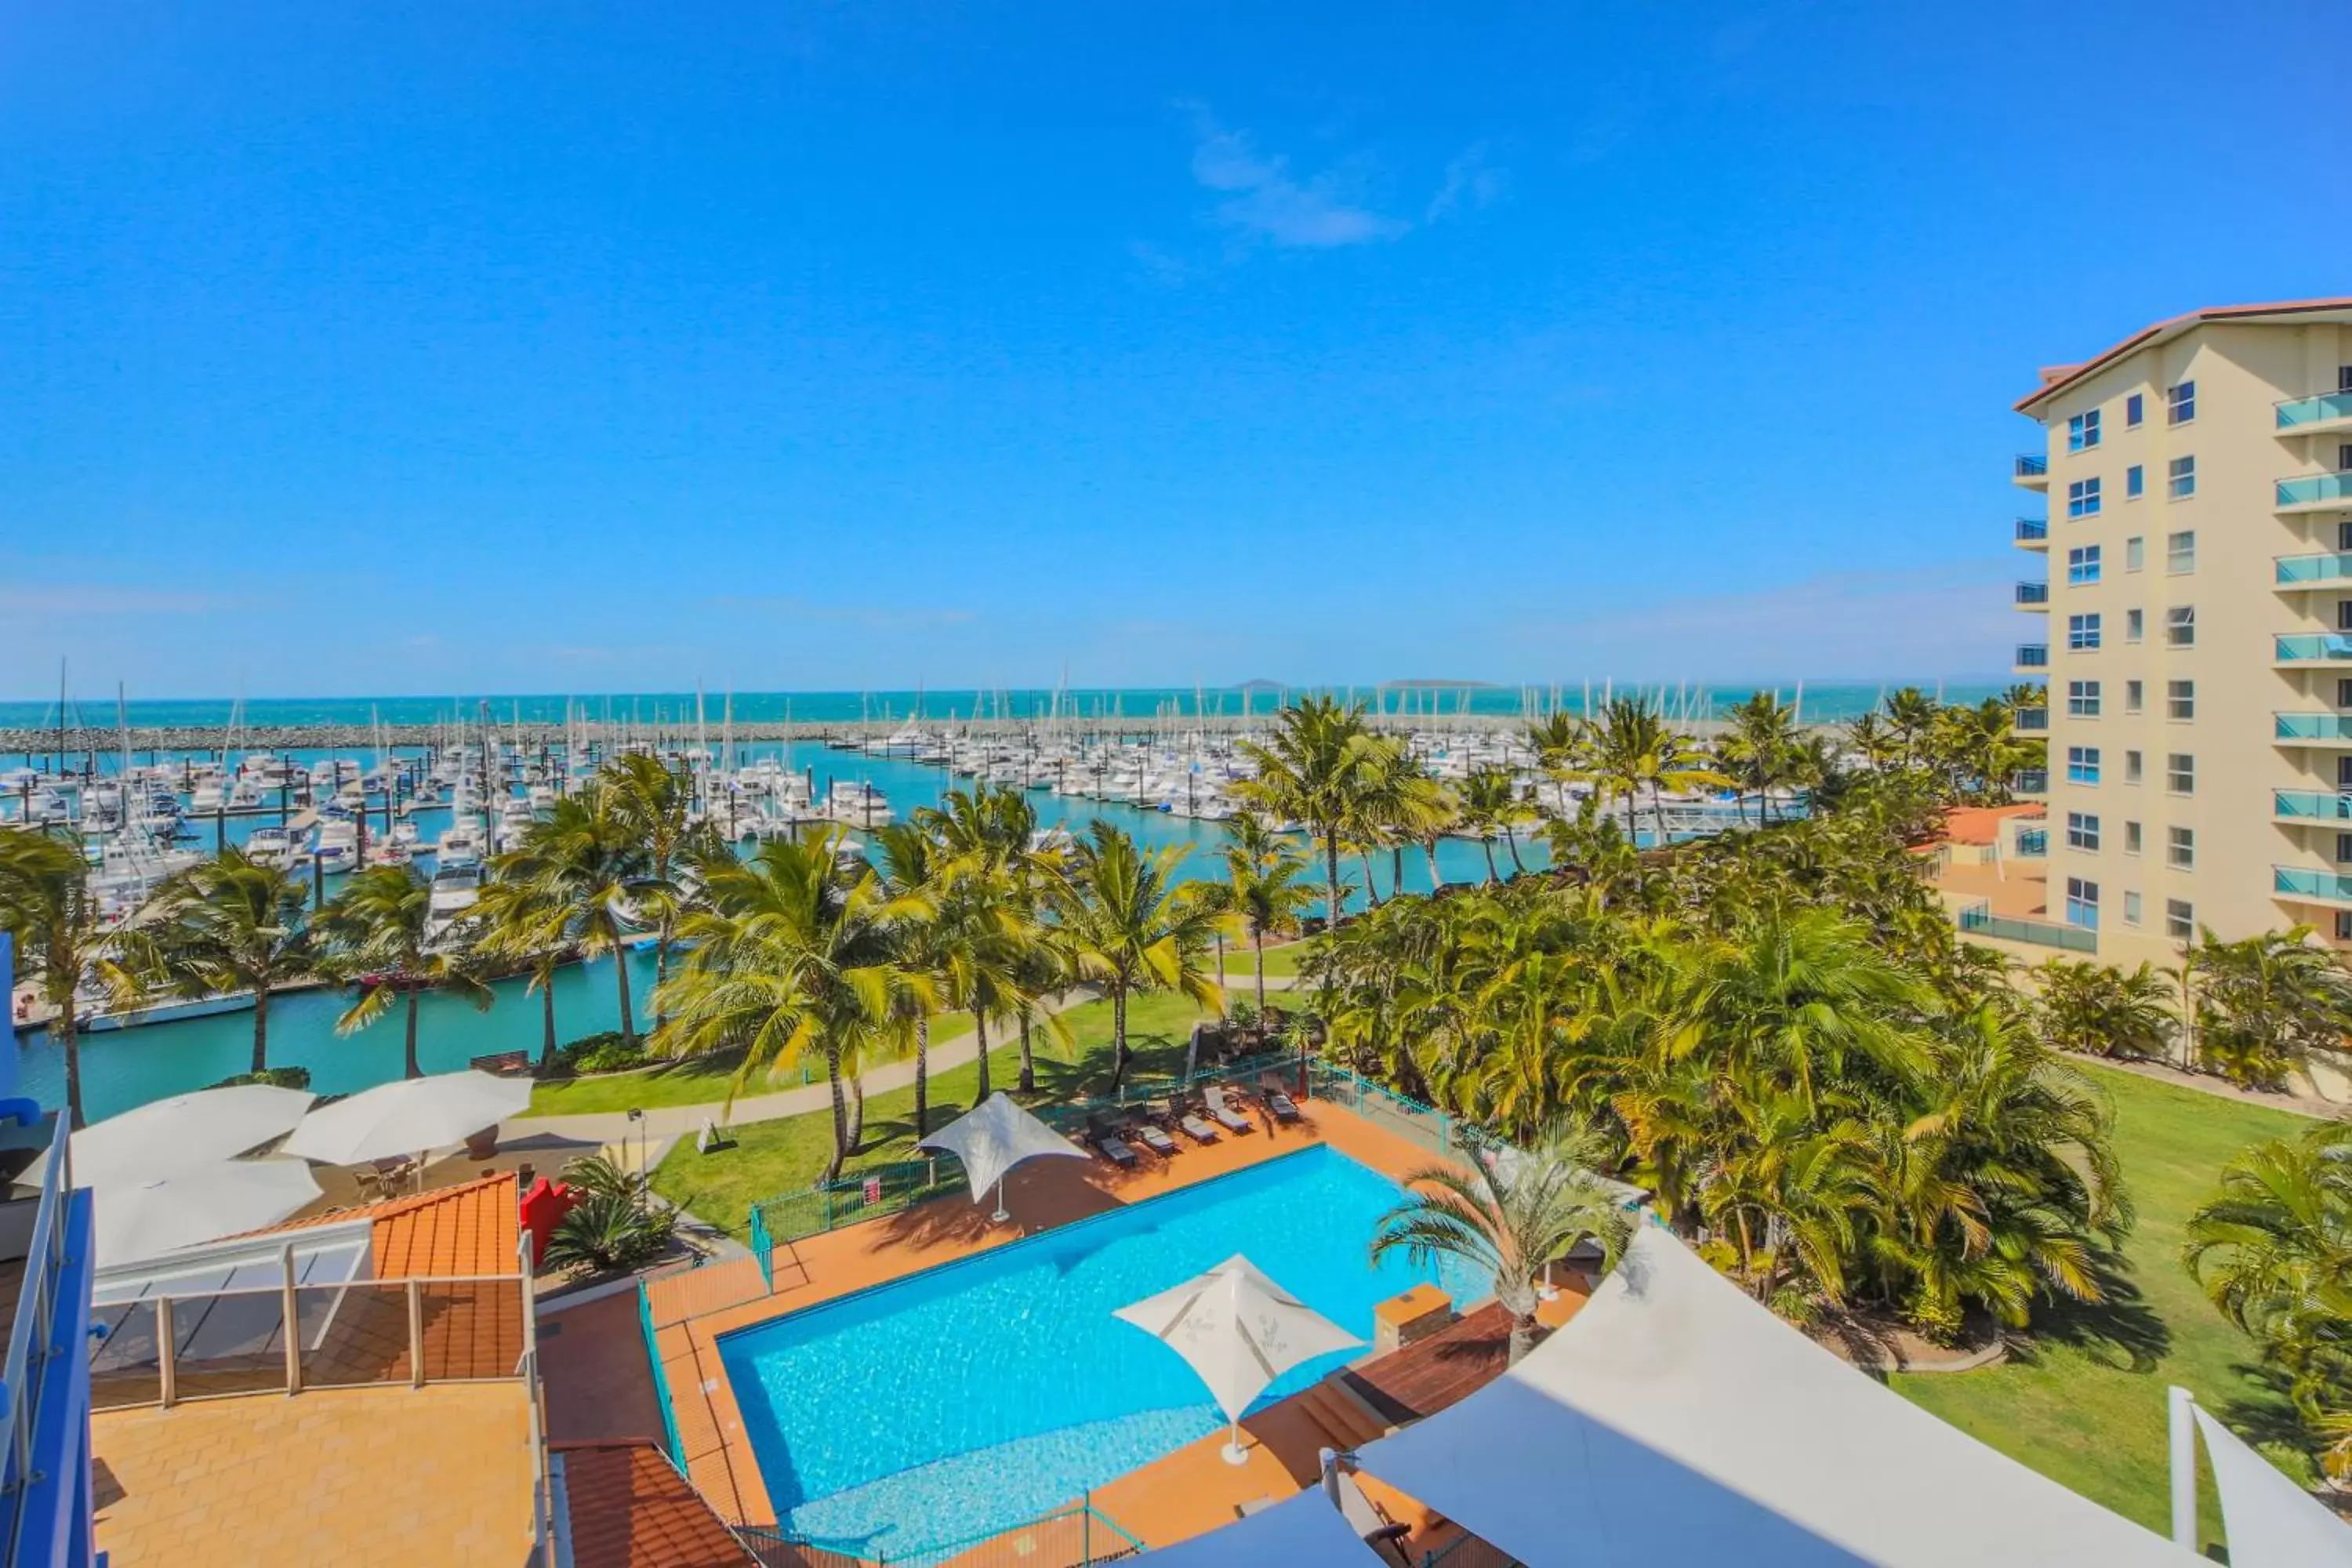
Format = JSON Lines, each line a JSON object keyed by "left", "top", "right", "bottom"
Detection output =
{"left": 718, "top": 1146, "right": 1486, "bottom": 1558}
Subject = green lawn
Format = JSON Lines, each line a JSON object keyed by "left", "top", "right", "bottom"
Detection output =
{"left": 1893, "top": 1063, "right": 2317, "bottom": 1543}
{"left": 650, "top": 992, "right": 1219, "bottom": 1237}
{"left": 528, "top": 1019, "right": 971, "bottom": 1114}
{"left": 1221, "top": 941, "right": 1311, "bottom": 981}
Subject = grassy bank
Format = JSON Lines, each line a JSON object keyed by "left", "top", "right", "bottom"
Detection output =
{"left": 1892, "top": 1063, "right": 2316, "bottom": 1540}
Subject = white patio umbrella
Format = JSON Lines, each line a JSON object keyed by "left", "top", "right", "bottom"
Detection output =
{"left": 279, "top": 1070, "right": 532, "bottom": 1167}
{"left": 915, "top": 1091, "right": 1087, "bottom": 1221}
{"left": 93, "top": 1158, "right": 321, "bottom": 1266}
{"left": 1116, "top": 1254, "right": 1361, "bottom": 1465}
{"left": 21, "top": 1084, "right": 315, "bottom": 1191}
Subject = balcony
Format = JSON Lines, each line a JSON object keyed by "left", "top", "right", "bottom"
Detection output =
{"left": 2275, "top": 866, "right": 2352, "bottom": 906}
{"left": 2014, "top": 581, "right": 2049, "bottom": 608}
{"left": 2011, "top": 768, "right": 2049, "bottom": 797}
{"left": 1958, "top": 901, "right": 2096, "bottom": 952}
{"left": 2015, "top": 706, "right": 2049, "bottom": 732}
{"left": 2014, "top": 516, "right": 2049, "bottom": 550}
{"left": 2013, "top": 453, "right": 2049, "bottom": 491}
{"left": 2276, "top": 472, "right": 2352, "bottom": 514}
{"left": 2274, "top": 633, "right": 2352, "bottom": 665}
{"left": 2274, "top": 789, "right": 2352, "bottom": 822}
{"left": 2278, "top": 390, "right": 2352, "bottom": 439}
{"left": 2015, "top": 644, "right": 2049, "bottom": 670}
{"left": 2276, "top": 713, "right": 2352, "bottom": 745}
{"left": 2014, "top": 827, "right": 2048, "bottom": 857}
{"left": 2276, "top": 553, "right": 2352, "bottom": 589}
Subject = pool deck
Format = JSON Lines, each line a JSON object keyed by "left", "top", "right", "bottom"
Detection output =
{"left": 646, "top": 1091, "right": 1570, "bottom": 1554}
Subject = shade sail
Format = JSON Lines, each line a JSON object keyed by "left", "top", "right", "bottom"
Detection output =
{"left": 2194, "top": 1407, "right": 2352, "bottom": 1568}
{"left": 280, "top": 1070, "right": 530, "bottom": 1165}
{"left": 1354, "top": 1225, "right": 2198, "bottom": 1567}
{"left": 93, "top": 1159, "right": 321, "bottom": 1267}
{"left": 1131, "top": 1487, "right": 1384, "bottom": 1567}
{"left": 915, "top": 1092, "right": 1086, "bottom": 1214}
{"left": 23, "top": 1084, "right": 314, "bottom": 1190}
{"left": 1116, "top": 1254, "right": 1359, "bottom": 1464}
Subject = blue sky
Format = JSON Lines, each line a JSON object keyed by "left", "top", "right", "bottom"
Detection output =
{"left": 2, "top": 2, "right": 2343, "bottom": 700}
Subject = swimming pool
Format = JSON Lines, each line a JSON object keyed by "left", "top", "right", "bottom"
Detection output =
{"left": 718, "top": 1145, "right": 1486, "bottom": 1559}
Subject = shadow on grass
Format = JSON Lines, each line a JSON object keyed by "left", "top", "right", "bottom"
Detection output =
{"left": 2004, "top": 1247, "right": 2171, "bottom": 1375}
{"left": 2212, "top": 1360, "right": 2321, "bottom": 1460}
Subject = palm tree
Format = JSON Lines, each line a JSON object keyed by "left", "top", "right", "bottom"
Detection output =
{"left": 314, "top": 866, "right": 492, "bottom": 1079}
{"left": 1047, "top": 822, "right": 1230, "bottom": 1091}
{"left": 0, "top": 826, "right": 146, "bottom": 1127}
{"left": 1371, "top": 1121, "right": 1633, "bottom": 1363}
{"left": 1221, "top": 814, "right": 1316, "bottom": 1014}
{"left": 872, "top": 821, "right": 956, "bottom": 1134}
{"left": 1718, "top": 691, "right": 1800, "bottom": 824}
{"left": 2183, "top": 1121, "right": 2352, "bottom": 1425}
{"left": 655, "top": 829, "right": 930, "bottom": 1178}
{"left": 144, "top": 848, "right": 313, "bottom": 1077}
{"left": 1457, "top": 767, "right": 1526, "bottom": 883}
{"left": 495, "top": 792, "right": 652, "bottom": 1051}
{"left": 2187, "top": 927, "right": 2352, "bottom": 1091}
{"left": 1524, "top": 712, "right": 1592, "bottom": 818}
{"left": 1842, "top": 712, "right": 1900, "bottom": 772}
{"left": 1234, "top": 697, "right": 1383, "bottom": 928}
{"left": 916, "top": 786, "right": 1070, "bottom": 1103}
{"left": 1882, "top": 687, "right": 1940, "bottom": 768}
{"left": 2028, "top": 959, "right": 2176, "bottom": 1062}
{"left": 466, "top": 871, "right": 572, "bottom": 1069}
{"left": 599, "top": 752, "right": 717, "bottom": 1024}
{"left": 1587, "top": 697, "right": 1727, "bottom": 844}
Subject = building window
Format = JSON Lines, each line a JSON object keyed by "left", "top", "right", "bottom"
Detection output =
{"left": 2340, "top": 521, "right": 2352, "bottom": 553}
{"left": 2167, "top": 379, "right": 2196, "bottom": 425}
{"left": 2067, "top": 545, "right": 2101, "bottom": 585}
{"left": 2167, "top": 531, "right": 2195, "bottom": 573}
{"left": 2125, "top": 749, "right": 2143, "bottom": 785}
{"left": 2166, "top": 605, "right": 2194, "bottom": 648}
{"left": 2069, "top": 612, "right": 2102, "bottom": 651}
{"left": 2337, "top": 910, "right": 2352, "bottom": 942}
{"left": 2336, "top": 832, "right": 2352, "bottom": 865}
{"left": 2067, "top": 811, "right": 2101, "bottom": 851}
{"left": 2167, "top": 826, "right": 2194, "bottom": 870}
{"left": 2125, "top": 535, "right": 2145, "bottom": 571}
{"left": 2126, "top": 392, "right": 2145, "bottom": 427}
{"left": 2126, "top": 464, "right": 2145, "bottom": 499}
{"left": 2065, "top": 877, "right": 2100, "bottom": 930}
{"left": 2125, "top": 820, "right": 2143, "bottom": 854}
{"left": 2125, "top": 679, "right": 2144, "bottom": 713}
{"left": 2166, "top": 753, "right": 2194, "bottom": 794}
{"left": 2168, "top": 680, "right": 2194, "bottom": 720}
{"left": 2068, "top": 477, "right": 2103, "bottom": 517}
{"left": 2341, "top": 367, "right": 2352, "bottom": 394}
{"left": 2069, "top": 410, "right": 2102, "bottom": 451}
{"left": 2339, "top": 754, "right": 2352, "bottom": 790}
{"left": 2125, "top": 891, "right": 2143, "bottom": 927}
{"left": 2067, "top": 679, "right": 2101, "bottom": 717}
{"left": 2126, "top": 608, "right": 2145, "bottom": 644}
{"left": 2165, "top": 898, "right": 2194, "bottom": 941}
{"left": 2169, "top": 456, "right": 2197, "bottom": 500}
{"left": 2067, "top": 746, "right": 2101, "bottom": 785}
{"left": 2337, "top": 677, "right": 2352, "bottom": 709}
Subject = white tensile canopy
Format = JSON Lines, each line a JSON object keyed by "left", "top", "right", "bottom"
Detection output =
{"left": 280, "top": 1070, "right": 531, "bottom": 1167}
{"left": 915, "top": 1092, "right": 1087, "bottom": 1221}
{"left": 23, "top": 1084, "right": 315, "bottom": 1190}
{"left": 1129, "top": 1486, "right": 1384, "bottom": 1566}
{"left": 1353, "top": 1225, "right": 2200, "bottom": 1567}
{"left": 93, "top": 1158, "right": 322, "bottom": 1267}
{"left": 1116, "top": 1254, "right": 1360, "bottom": 1465}
{"left": 2191, "top": 1406, "right": 2352, "bottom": 1567}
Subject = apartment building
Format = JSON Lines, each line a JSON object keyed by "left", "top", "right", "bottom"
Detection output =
{"left": 2011, "top": 299, "right": 2352, "bottom": 969}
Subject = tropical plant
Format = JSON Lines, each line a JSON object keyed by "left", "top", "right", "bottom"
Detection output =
{"left": 494, "top": 791, "right": 652, "bottom": 1050}
{"left": 0, "top": 826, "right": 147, "bottom": 1127}
{"left": 2187, "top": 927, "right": 2352, "bottom": 1091}
{"left": 2028, "top": 959, "right": 2176, "bottom": 1063}
{"left": 1586, "top": 696, "right": 1728, "bottom": 844}
{"left": 1047, "top": 822, "right": 1230, "bottom": 1091}
{"left": 598, "top": 752, "right": 723, "bottom": 1022}
{"left": 542, "top": 1154, "right": 677, "bottom": 1273}
{"left": 1457, "top": 766, "right": 1532, "bottom": 883}
{"left": 1221, "top": 814, "right": 1316, "bottom": 1014}
{"left": 1233, "top": 696, "right": 1385, "bottom": 927}
{"left": 314, "top": 866, "right": 492, "bottom": 1079}
{"left": 466, "top": 871, "right": 573, "bottom": 1069}
{"left": 1370, "top": 1121, "right": 1634, "bottom": 1363}
{"left": 143, "top": 847, "right": 314, "bottom": 1076}
{"left": 1717, "top": 691, "right": 1802, "bottom": 824}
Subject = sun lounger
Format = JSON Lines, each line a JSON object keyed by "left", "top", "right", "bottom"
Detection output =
{"left": 1202, "top": 1085, "right": 1254, "bottom": 1134}
{"left": 1127, "top": 1117, "right": 1179, "bottom": 1157}
{"left": 1093, "top": 1134, "right": 1139, "bottom": 1170}
{"left": 1258, "top": 1078, "right": 1303, "bottom": 1124}
{"left": 1167, "top": 1097, "right": 1220, "bottom": 1143}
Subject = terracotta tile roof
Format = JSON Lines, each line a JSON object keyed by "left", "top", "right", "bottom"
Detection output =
{"left": 1939, "top": 804, "right": 2045, "bottom": 847}
{"left": 2015, "top": 297, "right": 2352, "bottom": 412}
{"left": 556, "top": 1439, "right": 753, "bottom": 1567}
{"left": 249, "top": 1172, "right": 521, "bottom": 1278}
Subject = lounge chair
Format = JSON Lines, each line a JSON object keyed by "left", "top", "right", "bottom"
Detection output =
{"left": 1258, "top": 1076, "right": 1304, "bottom": 1123}
{"left": 1168, "top": 1096, "right": 1220, "bottom": 1143}
{"left": 1335, "top": 1472, "right": 1414, "bottom": 1567}
{"left": 1093, "top": 1132, "right": 1139, "bottom": 1170}
{"left": 1202, "top": 1085, "right": 1254, "bottom": 1134}
{"left": 1125, "top": 1116, "right": 1179, "bottom": 1158}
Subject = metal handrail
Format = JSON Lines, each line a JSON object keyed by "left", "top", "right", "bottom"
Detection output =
{"left": 2014, "top": 454, "right": 2048, "bottom": 477}
{"left": 0, "top": 1116, "right": 72, "bottom": 1564}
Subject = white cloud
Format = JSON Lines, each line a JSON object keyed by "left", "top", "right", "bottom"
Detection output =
{"left": 1427, "top": 142, "right": 1506, "bottom": 221}
{"left": 1183, "top": 110, "right": 1408, "bottom": 250}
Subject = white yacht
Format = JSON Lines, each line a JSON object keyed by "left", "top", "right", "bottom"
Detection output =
{"left": 433, "top": 824, "right": 484, "bottom": 870}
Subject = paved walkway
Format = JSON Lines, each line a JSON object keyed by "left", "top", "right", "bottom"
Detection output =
{"left": 2087, "top": 1051, "right": 2346, "bottom": 1121}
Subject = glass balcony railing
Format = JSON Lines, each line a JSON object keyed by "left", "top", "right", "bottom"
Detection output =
{"left": 2278, "top": 391, "right": 2352, "bottom": 430}
{"left": 1958, "top": 902, "right": 2096, "bottom": 952}
{"left": 2014, "top": 581, "right": 2049, "bottom": 605}
{"left": 2014, "top": 454, "right": 2048, "bottom": 478}
{"left": 2012, "top": 768, "right": 2049, "bottom": 795}
{"left": 2275, "top": 866, "right": 2352, "bottom": 904}
{"left": 2014, "top": 828, "right": 2048, "bottom": 857}
{"left": 2274, "top": 789, "right": 2352, "bottom": 821}
{"left": 2276, "top": 634, "right": 2352, "bottom": 662}
{"left": 2277, "top": 473, "right": 2352, "bottom": 510}
{"left": 2277, "top": 713, "right": 2352, "bottom": 742}
{"left": 2015, "top": 644, "right": 2049, "bottom": 668}
{"left": 2277, "top": 554, "right": 2352, "bottom": 586}
{"left": 2014, "top": 517, "right": 2048, "bottom": 543}
{"left": 2015, "top": 707, "right": 2048, "bottom": 732}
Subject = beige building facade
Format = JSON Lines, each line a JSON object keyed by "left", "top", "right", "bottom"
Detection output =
{"left": 2011, "top": 300, "right": 2352, "bottom": 970}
